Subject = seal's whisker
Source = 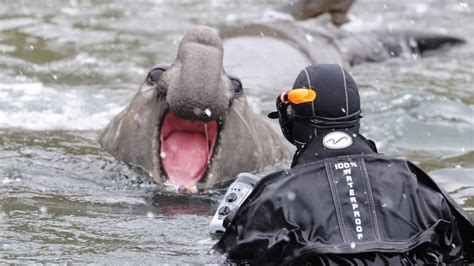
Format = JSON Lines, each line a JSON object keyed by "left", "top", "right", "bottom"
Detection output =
{"left": 237, "top": 75, "right": 268, "bottom": 81}
{"left": 231, "top": 105, "right": 263, "bottom": 154}
{"left": 223, "top": 62, "right": 242, "bottom": 69}
{"left": 135, "top": 84, "right": 155, "bottom": 96}
{"left": 204, "top": 123, "right": 210, "bottom": 162}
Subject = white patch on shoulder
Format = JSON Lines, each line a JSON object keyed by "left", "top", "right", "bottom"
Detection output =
{"left": 322, "top": 131, "right": 353, "bottom": 149}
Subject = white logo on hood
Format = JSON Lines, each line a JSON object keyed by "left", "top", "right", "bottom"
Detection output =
{"left": 323, "top": 131, "right": 353, "bottom": 149}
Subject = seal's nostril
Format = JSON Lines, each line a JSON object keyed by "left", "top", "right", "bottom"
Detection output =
{"left": 193, "top": 107, "right": 213, "bottom": 119}
{"left": 169, "top": 104, "right": 218, "bottom": 122}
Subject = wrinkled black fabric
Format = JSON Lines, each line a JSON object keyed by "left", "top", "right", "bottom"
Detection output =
{"left": 213, "top": 133, "right": 473, "bottom": 265}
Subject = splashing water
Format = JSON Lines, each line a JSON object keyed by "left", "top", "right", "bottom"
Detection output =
{"left": 0, "top": 0, "right": 472, "bottom": 264}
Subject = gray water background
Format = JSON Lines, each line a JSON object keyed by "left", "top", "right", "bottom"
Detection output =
{"left": 0, "top": 0, "right": 472, "bottom": 264}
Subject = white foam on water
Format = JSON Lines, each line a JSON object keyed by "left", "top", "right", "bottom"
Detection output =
{"left": 0, "top": 82, "right": 126, "bottom": 131}
{"left": 0, "top": 17, "right": 36, "bottom": 32}
{"left": 413, "top": 3, "right": 429, "bottom": 15}
{"left": 80, "top": 194, "right": 147, "bottom": 205}
{"left": 39, "top": 206, "right": 48, "bottom": 214}
{"left": 342, "top": 14, "right": 384, "bottom": 32}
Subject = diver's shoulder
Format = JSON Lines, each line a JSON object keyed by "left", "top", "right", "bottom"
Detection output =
{"left": 292, "top": 153, "right": 393, "bottom": 169}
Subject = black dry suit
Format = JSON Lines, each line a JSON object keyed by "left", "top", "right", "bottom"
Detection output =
{"left": 213, "top": 65, "right": 473, "bottom": 265}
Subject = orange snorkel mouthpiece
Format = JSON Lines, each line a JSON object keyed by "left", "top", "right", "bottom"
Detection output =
{"left": 287, "top": 88, "right": 317, "bottom": 104}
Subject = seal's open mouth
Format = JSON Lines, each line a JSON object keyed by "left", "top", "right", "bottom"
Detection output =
{"left": 160, "top": 112, "right": 218, "bottom": 187}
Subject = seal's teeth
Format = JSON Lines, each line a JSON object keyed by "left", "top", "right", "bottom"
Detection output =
{"left": 188, "top": 185, "right": 199, "bottom": 194}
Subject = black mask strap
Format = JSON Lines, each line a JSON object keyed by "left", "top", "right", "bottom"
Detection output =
{"left": 291, "top": 110, "right": 362, "bottom": 129}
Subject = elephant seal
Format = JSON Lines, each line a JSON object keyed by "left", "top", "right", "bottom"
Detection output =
{"left": 99, "top": 26, "right": 291, "bottom": 191}
{"left": 277, "top": 0, "right": 355, "bottom": 26}
{"left": 220, "top": 16, "right": 464, "bottom": 112}
{"left": 100, "top": 1, "right": 464, "bottom": 191}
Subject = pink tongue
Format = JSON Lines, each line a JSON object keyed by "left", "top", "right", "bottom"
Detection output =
{"left": 161, "top": 131, "right": 209, "bottom": 187}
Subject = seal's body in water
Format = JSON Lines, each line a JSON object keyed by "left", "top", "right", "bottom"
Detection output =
{"left": 100, "top": 1, "right": 464, "bottom": 190}
{"left": 221, "top": 17, "right": 464, "bottom": 112}
{"left": 99, "top": 26, "right": 291, "bottom": 190}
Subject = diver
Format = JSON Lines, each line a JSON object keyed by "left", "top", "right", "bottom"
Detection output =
{"left": 211, "top": 64, "right": 473, "bottom": 264}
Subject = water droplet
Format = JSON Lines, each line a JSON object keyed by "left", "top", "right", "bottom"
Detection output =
{"left": 402, "top": 193, "right": 407, "bottom": 199}
{"left": 204, "top": 108, "right": 212, "bottom": 117}
{"left": 286, "top": 191, "right": 296, "bottom": 201}
{"left": 341, "top": 107, "right": 346, "bottom": 113}
{"left": 408, "top": 39, "right": 418, "bottom": 48}
{"left": 382, "top": 203, "right": 387, "bottom": 208}
{"left": 160, "top": 152, "right": 166, "bottom": 158}
{"left": 193, "top": 107, "right": 202, "bottom": 116}
{"left": 350, "top": 242, "right": 356, "bottom": 249}
{"left": 52, "top": 74, "right": 58, "bottom": 80}
{"left": 39, "top": 206, "right": 48, "bottom": 214}
{"left": 146, "top": 211, "right": 154, "bottom": 218}
{"left": 29, "top": 45, "right": 35, "bottom": 50}
{"left": 305, "top": 34, "right": 313, "bottom": 42}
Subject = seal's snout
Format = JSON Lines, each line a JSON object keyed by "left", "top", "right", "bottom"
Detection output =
{"left": 180, "top": 25, "right": 223, "bottom": 49}
{"left": 159, "top": 26, "right": 227, "bottom": 186}
{"left": 166, "top": 26, "right": 229, "bottom": 121}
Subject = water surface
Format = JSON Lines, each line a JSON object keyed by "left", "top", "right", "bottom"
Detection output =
{"left": 0, "top": 0, "right": 472, "bottom": 263}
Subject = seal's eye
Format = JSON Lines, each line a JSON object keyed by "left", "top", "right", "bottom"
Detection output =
{"left": 146, "top": 66, "right": 167, "bottom": 86}
{"left": 230, "top": 77, "right": 243, "bottom": 96}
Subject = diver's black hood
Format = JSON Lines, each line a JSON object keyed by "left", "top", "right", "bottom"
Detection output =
{"left": 270, "top": 64, "right": 363, "bottom": 150}
{"left": 290, "top": 64, "right": 361, "bottom": 126}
